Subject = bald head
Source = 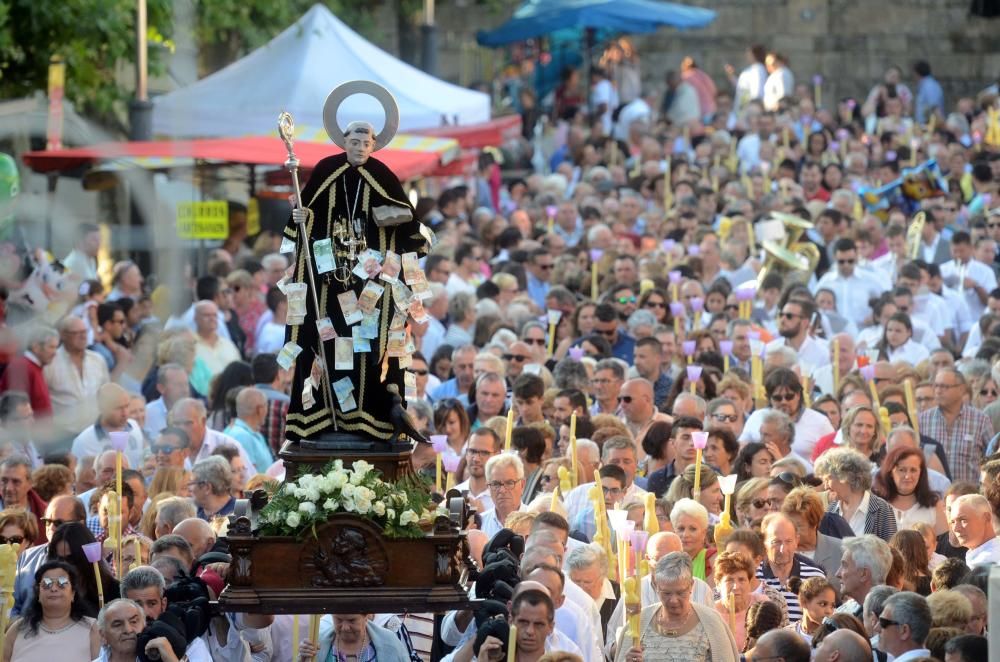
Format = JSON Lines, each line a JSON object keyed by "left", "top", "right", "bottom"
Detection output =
{"left": 813, "top": 629, "right": 871, "bottom": 662}
{"left": 98, "top": 383, "right": 130, "bottom": 427}
{"left": 235, "top": 387, "right": 267, "bottom": 425}
{"left": 173, "top": 518, "right": 216, "bottom": 559}
{"left": 512, "top": 580, "right": 551, "bottom": 601}
{"left": 646, "top": 532, "right": 682, "bottom": 561}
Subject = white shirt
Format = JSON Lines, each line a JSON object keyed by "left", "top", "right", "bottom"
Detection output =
{"left": 43, "top": 346, "right": 110, "bottom": 434}
{"left": 613, "top": 98, "right": 652, "bottom": 143}
{"left": 766, "top": 335, "right": 829, "bottom": 372}
{"left": 190, "top": 428, "right": 256, "bottom": 473}
{"left": 71, "top": 419, "right": 146, "bottom": 469}
{"left": 891, "top": 649, "right": 932, "bottom": 662}
{"left": 886, "top": 339, "right": 930, "bottom": 366}
{"left": 812, "top": 361, "right": 857, "bottom": 398}
{"left": 145, "top": 397, "right": 169, "bottom": 438}
{"left": 194, "top": 334, "right": 242, "bottom": 378}
{"left": 735, "top": 63, "right": 768, "bottom": 108}
{"left": 941, "top": 258, "right": 998, "bottom": 319}
{"left": 846, "top": 490, "right": 872, "bottom": 537}
{"left": 454, "top": 478, "right": 493, "bottom": 512}
{"left": 548, "top": 630, "right": 585, "bottom": 658}
{"left": 63, "top": 249, "right": 97, "bottom": 281}
{"left": 255, "top": 321, "right": 286, "bottom": 355}
{"left": 922, "top": 232, "right": 943, "bottom": 264}
{"left": 740, "top": 407, "right": 834, "bottom": 460}
{"left": 763, "top": 66, "right": 794, "bottom": 111}
{"left": 965, "top": 536, "right": 1000, "bottom": 566}
{"left": 479, "top": 504, "right": 524, "bottom": 538}
{"left": 556, "top": 597, "right": 602, "bottom": 662}
{"left": 163, "top": 303, "right": 232, "bottom": 341}
{"left": 814, "top": 269, "right": 888, "bottom": 327}
{"left": 445, "top": 272, "right": 477, "bottom": 298}
{"left": 591, "top": 79, "right": 619, "bottom": 134}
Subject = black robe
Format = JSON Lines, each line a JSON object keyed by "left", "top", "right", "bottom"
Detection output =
{"left": 281, "top": 152, "right": 428, "bottom": 441}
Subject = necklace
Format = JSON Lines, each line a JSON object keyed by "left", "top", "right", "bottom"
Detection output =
{"left": 342, "top": 174, "right": 364, "bottom": 235}
{"left": 39, "top": 618, "right": 75, "bottom": 634}
{"left": 655, "top": 607, "right": 693, "bottom": 636}
{"left": 333, "top": 627, "right": 370, "bottom": 662}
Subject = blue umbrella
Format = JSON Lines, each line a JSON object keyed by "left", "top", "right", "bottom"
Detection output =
{"left": 477, "top": 0, "right": 716, "bottom": 47}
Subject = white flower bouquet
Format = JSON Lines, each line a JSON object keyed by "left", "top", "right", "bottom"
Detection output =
{"left": 257, "top": 459, "right": 435, "bottom": 539}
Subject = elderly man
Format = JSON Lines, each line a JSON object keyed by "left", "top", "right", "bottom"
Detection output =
{"left": 221, "top": 387, "right": 271, "bottom": 473}
{"left": 0, "top": 455, "right": 46, "bottom": 541}
{"left": 154, "top": 497, "right": 197, "bottom": 538}
{"left": 12, "top": 494, "right": 87, "bottom": 615}
{"left": 454, "top": 428, "right": 501, "bottom": 512}
{"left": 876, "top": 591, "right": 932, "bottom": 662}
{"left": 479, "top": 453, "right": 526, "bottom": 537}
{"left": 167, "top": 398, "right": 254, "bottom": 471}
{"left": 431, "top": 344, "right": 477, "bottom": 401}
{"left": 94, "top": 598, "right": 147, "bottom": 662}
{"left": 920, "top": 369, "right": 994, "bottom": 484}
{"left": 952, "top": 584, "right": 987, "bottom": 635}
{"left": 752, "top": 629, "right": 811, "bottom": 662}
{"left": 144, "top": 363, "right": 189, "bottom": 439}
{"left": 0, "top": 326, "right": 58, "bottom": 419}
{"left": 836, "top": 534, "right": 894, "bottom": 620}
{"left": 71, "top": 383, "right": 146, "bottom": 468}
{"left": 759, "top": 513, "right": 827, "bottom": 623}
{"left": 590, "top": 359, "right": 626, "bottom": 416}
{"left": 565, "top": 437, "right": 646, "bottom": 538}
{"left": 949, "top": 494, "right": 1000, "bottom": 565}
{"left": 759, "top": 409, "right": 813, "bottom": 473}
{"left": 566, "top": 545, "right": 618, "bottom": 633}
{"left": 813, "top": 628, "right": 873, "bottom": 662}
{"left": 618, "top": 378, "right": 671, "bottom": 456}
{"left": 44, "top": 315, "right": 110, "bottom": 435}
{"left": 192, "top": 300, "right": 241, "bottom": 380}
{"left": 190, "top": 457, "right": 236, "bottom": 520}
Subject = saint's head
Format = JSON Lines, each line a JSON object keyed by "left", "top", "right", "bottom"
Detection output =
{"left": 344, "top": 121, "right": 376, "bottom": 166}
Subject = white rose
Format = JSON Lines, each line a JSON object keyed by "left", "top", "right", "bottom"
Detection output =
{"left": 323, "top": 498, "right": 338, "bottom": 511}
{"left": 329, "top": 472, "right": 348, "bottom": 490}
{"left": 353, "top": 460, "right": 373, "bottom": 476}
{"left": 341, "top": 483, "right": 356, "bottom": 498}
{"left": 400, "top": 510, "right": 418, "bottom": 526}
{"left": 299, "top": 502, "right": 316, "bottom": 515}
{"left": 387, "top": 508, "right": 396, "bottom": 520}
{"left": 304, "top": 488, "right": 320, "bottom": 502}
{"left": 342, "top": 497, "right": 356, "bottom": 512}
{"left": 355, "top": 497, "right": 372, "bottom": 515}
{"left": 373, "top": 502, "right": 386, "bottom": 516}
{"left": 285, "top": 512, "right": 302, "bottom": 528}
{"left": 349, "top": 471, "right": 365, "bottom": 486}
{"left": 333, "top": 460, "right": 344, "bottom": 471}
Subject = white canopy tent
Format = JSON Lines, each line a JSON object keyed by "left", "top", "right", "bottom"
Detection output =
{"left": 152, "top": 4, "right": 491, "bottom": 138}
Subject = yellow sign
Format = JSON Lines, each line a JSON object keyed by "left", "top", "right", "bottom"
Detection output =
{"left": 247, "top": 197, "right": 261, "bottom": 236}
{"left": 177, "top": 201, "right": 229, "bottom": 239}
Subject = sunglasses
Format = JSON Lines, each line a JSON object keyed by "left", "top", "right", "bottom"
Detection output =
{"left": 751, "top": 499, "right": 769, "bottom": 509}
{"left": 779, "top": 312, "right": 803, "bottom": 320}
{"left": 152, "top": 445, "right": 183, "bottom": 455}
{"left": 712, "top": 413, "right": 739, "bottom": 423}
{"left": 41, "top": 518, "right": 77, "bottom": 528}
{"left": 645, "top": 301, "right": 666, "bottom": 308}
{"left": 981, "top": 389, "right": 998, "bottom": 397}
{"left": 524, "top": 338, "right": 546, "bottom": 346}
{"left": 0, "top": 535, "right": 23, "bottom": 545}
{"left": 40, "top": 576, "right": 71, "bottom": 590}
{"left": 617, "top": 396, "right": 634, "bottom": 404}
{"left": 770, "top": 393, "right": 798, "bottom": 402}
{"left": 617, "top": 296, "right": 637, "bottom": 304}
{"left": 537, "top": 264, "right": 554, "bottom": 271}
{"left": 837, "top": 258, "right": 856, "bottom": 265}
{"left": 595, "top": 328, "right": 617, "bottom": 337}
{"left": 503, "top": 354, "right": 530, "bottom": 362}
{"left": 878, "top": 616, "right": 903, "bottom": 630}
{"left": 724, "top": 304, "right": 739, "bottom": 311}
{"left": 411, "top": 369, "right": 429, "bottom": 376}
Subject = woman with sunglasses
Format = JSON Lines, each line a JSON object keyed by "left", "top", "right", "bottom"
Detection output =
{"left": 638, "top": 288, "right": 671, "bottom": 325}
{"left": 972, "top": 373, "right": 999, "bottom": 410}
{"left": 875, "top": 312, "right": 929, "bottom": 365}
{"left": 433, "top": 399, "right": 471, "bottom": 456}
{"left": 2, "top": 560, "right": 99, "bottom": 662}
{"left": 873, "top": 446, "right": 948, "bottom": 535}
{"left": 815, "top": 447, "right": 898, "bottom": 542}
{"left": 740, "top": 368, "right": 834, "bottom": 462}
{"left": 0, "top": 509, "right": 36, "bottom": 559}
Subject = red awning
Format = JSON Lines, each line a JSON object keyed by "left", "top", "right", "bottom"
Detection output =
{"left": 413, "top": 115, "right": 522, "bottom": 149}
{"left": 21, "top": 136, "right": 442, "bottom": 181}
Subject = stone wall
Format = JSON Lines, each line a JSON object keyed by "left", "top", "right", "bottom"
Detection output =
{"left": 430, "top": 0, "right": 1000, "bottom": 105}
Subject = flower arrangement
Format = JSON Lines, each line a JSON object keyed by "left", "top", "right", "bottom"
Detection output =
{"left": 257, "top": 459, "right": 437, "bottom": 539}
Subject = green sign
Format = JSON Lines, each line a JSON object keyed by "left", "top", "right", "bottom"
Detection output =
{"left": 177, "top": 201, "right": 229, "bottom": 239}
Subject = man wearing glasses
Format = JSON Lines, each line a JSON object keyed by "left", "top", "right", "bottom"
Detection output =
{"left": 874, "top": 592, "right": 932, "bottom": 662}
{"left": 152, "top": 428, "right": 190, "bottom": 470}
{"left": 479, "top": 454, "right": 526, "bottom": 538}
{"left": 589, "top": 359, "right": 626, "bottom": 417}
{"left": 918, "top": 368, "right": 994, "bottom": 484}
{"left": 814, "top": 237, "right": 887, "bottom": 328}
{"left": 526, "top": 247, "right": 553, "bottom": 309}
{"left": 454, "top": 428, "right": 501, "bottom": 513}
{"left": 764, "top": 298, "right": 829, "bottom": 370}
{"left": 591, "top": 304, "right": 635, "bottom": 364}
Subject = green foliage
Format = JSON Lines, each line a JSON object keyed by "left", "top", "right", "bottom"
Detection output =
{"left": 0, "top": 0, "right": 174, "bottom": 120}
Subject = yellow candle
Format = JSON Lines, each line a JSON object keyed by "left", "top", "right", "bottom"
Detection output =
{"left": 116, "top": 451, "right": 123, "bottom": 578}
{"left": 689, "top": 379, "right": 697, "bottom": 394}
{"left": 446, "top": 471, "right": 455, "bottom": 491}
{"left": 292, "top": 615, "right": 300, "bottom": 661}
{"left": 802, "top": 376, "right": 812, "bottom": 407}
{"left": 547, "top": 321, "right": 557, "bottom": 357}
{"left": 569, "top": 412, "right": 578, "bottom": 488}
{"left": 308, "top": 615, "right": 320, "bottom": 659}
{"left": 724, "top": 355, "right": 730, "bottom": 372}
{"left": 505, "top": 408, "right": 514, "bottom": 451}
{"left": 782, "top": 126, "right": 790, "bottom": 150}
{"left": 728, "top": 137, "right": 737, "bottom": 173}
{"left": 643, "top": 492, "right": 659, "bottom": 534}
{"left": 435, "top": 453, "right": 442, "bottom": 493}
{"left": 591, "top": 262, "right": 599, "bottom": 301}
{"left": 551, "top": 486, "right": 561, "bottom": 512}
{"left": 832, "top": 338, "right": 840, "bottom": 394}
{"left": 93, "top": 561, "right": 104, "bottom": 608}
{"left": 868, "top": 379, "right": 882, "bottom": 411}
{"left": 693, "top": 452, "right": 703, "bottom": 496}
{"left": 507, "top": 624, "right": 517, "bottom": 662}
{"left": 624, "top": 576, "right": 641, "bottom": 640}
{"left": 905, "top": 380, "right": 920, "bottom": 437}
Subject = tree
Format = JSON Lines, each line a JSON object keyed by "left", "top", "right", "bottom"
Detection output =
{"left": 0, "top": 0, "right": 174, "bottom": 123}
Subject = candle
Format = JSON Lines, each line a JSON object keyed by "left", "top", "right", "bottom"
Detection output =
{"left": 505, "top": 408, "right": 514, "bottom": 451}
{"left": 292, "top": 615, "right": 300, "bottom": 661}
{"left": 687, "top": 365, "right": 703, "bottom": 394}
{"left": 546, "top": 205, "right": 557, "bottom": 234}
{"left": 550, "top": 485, "right": 561, "bottom": 512}
{"left": 669, "top": 302, "right": 684, "bottom": 337}
{"left": 430, "top": 435, "right": 448, "bottom": 493}
{"left": 132, "top": 536, "right": 141, "bottom": 572}
{"left": 624, "top": 576, "right": 641, "bottom": 640}
{"left": 802, "top": 375, "right": 812, "bottom": 407}
{"left": 714, "top": 473, "right": 738, "bottom": 545}
{"left": 719, "top": 340, "right": 733, "bottom": 372}
{"left": 109, "top": 430, "right": 128, "bottom": 578}
{"left": 643, "top": 492, "right": 659, "bottom": 534}
{"left": 813, "top": 74, "right": 822, "bottom": 109}
{"left": 308, "top": 615, "right": 320, "bottom": 660}
{"left": 682, "top": 340, "right": 696, "bottom": 364}
{"left": 546, "top": 309, "right": 562, "bottom": 358}
{"left": 442, "top": 452, "right": 460, "bottom": 491}
{"left": 558, "top": 466, "right": 572, "bottom": 494}
{"left": 729, "top": 592, "right": 737, "bottom": 633}
{"left": 590, "top": 249, "right": 603, "bottom": 301}
{"left": 832, "top": 338, "right": 840, "bottom": 394}
{"left": 507, "top": 624, "right": 517, "bottom": 662}
{"left": 569, "top": 412, "right": 578, "bottom": 488}
{"left": 663, "top": 159, "right": 673, "bottom": 210}
{"left": 82, "top": 542, "right": 104, "bottom": 608}
{"left": 728, "top": 137, "right": 737, "bottom": 173}
{"left": 905, "top": 380, "right": 920, "bottom": 437}
{"left": 691, "top": 432, "right": 708, "bottom": 497}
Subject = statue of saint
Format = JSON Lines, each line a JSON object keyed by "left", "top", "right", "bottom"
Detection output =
{"left": 280, "top": 82, "right": 431, "bottom": 445}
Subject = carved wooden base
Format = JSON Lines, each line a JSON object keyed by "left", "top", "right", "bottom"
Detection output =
{"left": 221, "top": 510, "right": 475, "bottom": 615}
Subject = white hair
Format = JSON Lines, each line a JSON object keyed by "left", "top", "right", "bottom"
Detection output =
{"left": 842, "top": 535, "right": 893, "bottom": 585}
{"left": 576, "top": 439, "right": 599, "bottom": 464}
{"left": 670, "top": 497, "right": 708, "bottom": 529}
{"left": 566, "top": 543, "right": 608, "bottom": 575}
{"left": 485, "top": 453, "right": 525, "bottom": 481}
{"left": 653, "top": 551, "right": 694, "bottom": 585}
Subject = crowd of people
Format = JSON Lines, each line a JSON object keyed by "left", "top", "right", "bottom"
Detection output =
{"left": 0, "top": 40, "right": 999, "bottom": 661}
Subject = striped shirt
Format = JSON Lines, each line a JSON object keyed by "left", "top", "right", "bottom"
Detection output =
{"left": 757, "top": 554, "right": 827, "bottom": 623}
{"left": 918, "top": 405, "right": 994, "bottom": 484}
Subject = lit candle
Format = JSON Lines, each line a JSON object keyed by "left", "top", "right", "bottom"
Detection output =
{"left": 691, "top": 431, "right": 708, "bottom": 498}
{"left": 569, "top": 412, "right": 578, "bottom": 488}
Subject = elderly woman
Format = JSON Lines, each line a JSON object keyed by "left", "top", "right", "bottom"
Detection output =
{"left": 779, "top": 488, "right": 843, "bottom": 588}
{"left": 873, "top": 446, "right": 948, "bottom": 535}
{"left": 703, "top": 428, "right": 739, "bottom": 477}
{"left": 299, "top": 613, "right": 411, "bottom": 661}
{"left": 739, "top": 368, "right": 834, "bottom": 460}
{"left": 666, "top": 464, "right": 724, "bottom": 518}
{"left": 614, "top": 551, "right": 739, "bottom": 662}
{"left": 2, "top": 561, "right": 100, "bottom": 661}
{"left": 734, "top": 477, "right": 770, "bottom": 529}
{"left": 0, "top": 509, "right": 38, "bottom": 559}
{"left": 712, "top": 551, "right": 768, "bottom": 650}
{"left": 670, "top": 498, "right": 717, "bottom": 587}
{"left": 720, "top": 528, "right": 790, "bottom": 625}
{"left": 814, "top": 447, "right": 898, "bottom": 541}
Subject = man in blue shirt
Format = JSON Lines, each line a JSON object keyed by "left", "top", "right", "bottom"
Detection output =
{"left": 592, "top": 303, "right": 636, "bottom": 364}
{"left": 221, "top": 387, "right": 272, "bottom": 473}
{"left": 525, "top": 247, "right": 553, "bottom": 310}
{"left": 913, "top": 60, "right": 944, "bottom": 125}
